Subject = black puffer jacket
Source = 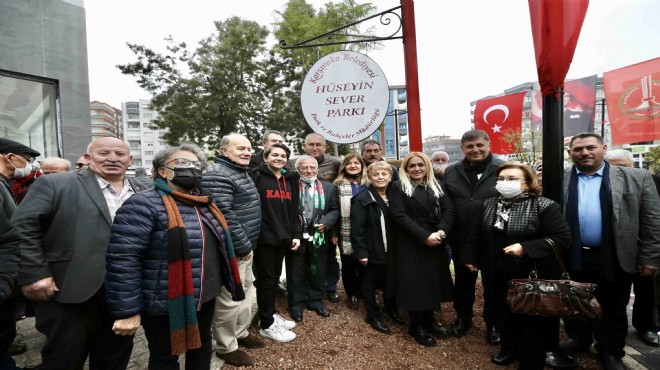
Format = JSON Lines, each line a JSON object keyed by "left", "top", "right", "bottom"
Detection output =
{"left": 105, "top": 188, "right": 228, "bottom": 319}
{"left": 202, "top": 156, "right": 261, "bottom": 257}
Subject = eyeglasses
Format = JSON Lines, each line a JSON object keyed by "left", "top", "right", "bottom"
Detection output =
{"left": 10, "top": 154, "right": 36, "bottom": 164}
{"left": 497, "top": 177, "right": 525, "bottom": 182}
{"left": 166, "top": 158, "right": 203, "bottom": 169}
{"left": 75, "top": 162, "right": 89, "bottom": 169}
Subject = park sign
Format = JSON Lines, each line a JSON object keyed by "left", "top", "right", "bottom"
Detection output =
{"left": 301, "top": 50, "right": 389, "bottom": 144}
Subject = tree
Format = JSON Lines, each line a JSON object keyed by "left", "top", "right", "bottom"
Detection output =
{"left": 271, "top": 0, "right": 378, "bottom": 152}
{"left": 501, "top": 128, "right": 543, "bottom": 166}
{"left": 644, "top": 146, "right": 660, "bottom": 173}
{"left": 118, "top": 17, "right": 270, "bottom": 148}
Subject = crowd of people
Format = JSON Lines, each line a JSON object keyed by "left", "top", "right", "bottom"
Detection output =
{"left": 0, "top": 128, "right": 659, "bottom": 370}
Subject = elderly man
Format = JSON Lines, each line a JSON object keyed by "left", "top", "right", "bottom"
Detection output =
{"left": 442, "top": 130, "right": 502, "bottom": 344}
{"left": 12, "top": 137, "right": 149, "bottom": 370}
{"left": 202, "top": 133, "right": 262, "bottom": 367}
{"left": 303, "top": 133, "right": 342, "bottom": 302}
{"left": 40, "top": 157, "right": 71, "bottom": 174}
{"left": 430, "top": 151, "right": 450, "bottom": 182}
{"left": 0, "top": 138, "right": 40, "bottom": 369}
{"left": 560, "top": 133, "right": 660, "bottom": 369}
{"left": 286, "top": 155, "right": 339, "bottom": 322}
{"left": 604, "top": 149, "right": 660, "bottom": 348}
{"left": 360, "top": 140, "right": 400, "bottom": 182}
{"left": 133, "top": 167, "right": 154, "bottom": 188}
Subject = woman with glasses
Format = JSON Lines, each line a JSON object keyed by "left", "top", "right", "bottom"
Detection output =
{"left": 463, "top": 162, "right": 570, "bottom": 369}
{"left": 333, "top": 153, "right": 368, "bottom": 309}
{"left": 105, "top": 144, "right": 244, "bottom": 370}
{"left": 249, "top": 143, "right": 300, "bottom": 343}
{"left": 388, "top": 152, "right": 455, "bottom": 347}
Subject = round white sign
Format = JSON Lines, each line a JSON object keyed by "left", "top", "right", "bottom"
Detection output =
{"left": 301, "top": 50, "right": 390, "bottom": 144}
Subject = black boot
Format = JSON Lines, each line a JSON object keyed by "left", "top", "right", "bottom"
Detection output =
{"left": 422, "top": 311, "right": 451, "bottom": 338}
{"left": 408, "top": 312, "right": 437, "bottom": 347}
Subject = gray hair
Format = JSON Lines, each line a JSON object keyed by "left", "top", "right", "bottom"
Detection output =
{"left": 605, "top": 149, "right": 634, "bottom": 163}
{"left": 304, "top": 133, "right": 326, "bottom": 145}
{"left": 41, "top": 157, "right": 71, "bottom": 171}
{"left": 360, "top": 139, "right": 381, "bottom": 153}
{"left": 295, "top": 155, "right": 318, "bottom": 170}
{"left": 153, "top": 144, "right": 207, "bottom": 171}
{"left": 134, "top": 167, "right": 148, "bottom": 176}
{"left": 261, "top": 130, "right": 283, "bottom": 144}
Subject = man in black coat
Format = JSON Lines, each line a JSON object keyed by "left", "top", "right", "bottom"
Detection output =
{"left": 361, "top": 140, "right": 400, "bottom": 182}
{"left": 12, "top": 137, "right": 149, "bottom": 370}
{"left": 286, "top": 155, "right": 339, "bottom": 322}
{"left": 442, "top": 129, "right": 503, "bottom": 344}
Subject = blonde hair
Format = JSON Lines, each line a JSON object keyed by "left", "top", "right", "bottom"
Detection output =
{"left": 334, "top": 153, "right": 368, "bottom": 186}
{"left": 399, "top": 152, "right": 443, "bottom": 197}
{"left": 367, "top": 161, "right": 392, "bottom": 176}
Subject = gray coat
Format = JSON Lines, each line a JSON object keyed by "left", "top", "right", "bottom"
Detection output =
{"left": 201, "top": 156, "right": 261, "bottom": 257}
{"left": 12, "top": 169, "right": 149, "bottom": 304}
{"left": 562, "top": 164, "right": 660, "bottom": 272}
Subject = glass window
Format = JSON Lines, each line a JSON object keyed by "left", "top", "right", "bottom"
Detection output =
{"left": 0, "top": 69, "right": 60, "bottom": 159}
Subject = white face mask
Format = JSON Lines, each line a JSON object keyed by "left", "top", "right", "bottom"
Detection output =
{"left": 300, "top": 176, "right": 317, "bottom": 184}
{"left": 496, "top": 180, "right": 523, "bottom": 199}
{"left": 7, "top": 155, "right": 36, "bottom": 178}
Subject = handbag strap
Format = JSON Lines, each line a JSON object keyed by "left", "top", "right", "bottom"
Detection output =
{"left": 544, "top": 237, "right": 571, "bottom": 281}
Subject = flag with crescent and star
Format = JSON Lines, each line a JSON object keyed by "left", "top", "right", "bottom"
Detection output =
{"left": 473, "top": 91, "right": 527, "bottom": 154}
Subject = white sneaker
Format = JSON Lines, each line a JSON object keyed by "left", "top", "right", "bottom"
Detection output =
{"left": 260, "top": 323, "right": 297, "bottom": 343}
{"left": 273, "top": 313, "right": 296, "bottom": 330}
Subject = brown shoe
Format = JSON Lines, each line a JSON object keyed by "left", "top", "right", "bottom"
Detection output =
{"left": 217, "top": 349, "right": 255, "bottom": 367}
{"left": 237, "top": 332, "right": 266, "bottom": 349}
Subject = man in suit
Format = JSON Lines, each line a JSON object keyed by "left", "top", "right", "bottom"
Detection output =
{"left": 442, "top": 129, "right": 502, "bottom": 344}
{"left": 604, "top": 149, "right": 660, "bottom": 347}
{"left": 12, "top": 137, "right": 149, "bottom": 370}
{"left": 286, "top": 155, "right": 340, "bottom": 322}
{"left": 560, "top": 133, "right": 660, "bottom": 370}
{"left": 361, "top": 140, "right": 400, "bottom": 182}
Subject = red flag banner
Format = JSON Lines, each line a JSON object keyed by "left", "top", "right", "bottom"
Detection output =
{"left": 604, "top": 57, "right": 660, "bottom": 145}
{"left": 474, "top": 92, "right": 527, "bottom": 154}
{"left": 528, "top": 0, "right": 589, "bottom": 96}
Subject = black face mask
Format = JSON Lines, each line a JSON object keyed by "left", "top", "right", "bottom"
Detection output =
{"left": 168, "top": 167, "right": 202, "bottom": 190}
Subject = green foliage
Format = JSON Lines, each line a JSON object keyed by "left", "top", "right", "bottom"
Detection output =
{"left": 644, "top": 146, "right": 660, "bottom": 173}
{"left": 118, "top": 1, "right": 378, "bottom": 152}
{"left": 501, "top": 128, "right": 543, "bottom": 166}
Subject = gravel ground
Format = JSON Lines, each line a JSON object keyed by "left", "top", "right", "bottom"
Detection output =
{"left": 235, "top": 285, "right": 602, "bottom": 369}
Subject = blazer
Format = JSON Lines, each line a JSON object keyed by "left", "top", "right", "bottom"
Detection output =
{"left": 562, "top": 164, "right": 660, "bottom": 272}
{"left": 443, "top": 157, "right": 504, "bottom": 259}
{"left": 12, "top": 169, "right": 149, "bottom": 304}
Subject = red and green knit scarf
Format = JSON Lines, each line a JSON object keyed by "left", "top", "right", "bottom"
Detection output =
{"left": 154, "top": 178, "right": 243, "bottom": 355}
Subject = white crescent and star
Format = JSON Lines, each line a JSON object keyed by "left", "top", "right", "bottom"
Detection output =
{"left": 482, "top": 104, "right": 509, "bottom": 133}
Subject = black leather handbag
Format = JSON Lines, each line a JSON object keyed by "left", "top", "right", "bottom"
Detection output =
{"left": 507, "top": 238, "right": 602, "bottom": 320}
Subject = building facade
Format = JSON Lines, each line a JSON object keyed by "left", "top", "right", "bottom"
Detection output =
{"left": 90, "top": 101, "right": 122, "bottom": 141}
{"left": 0, "top": 0, "right": 91, "bottom": 161}
{"left": 423, "top": 135, "right": 463, "bottom": 163}
{"left": 122, "top": 100, "right": 168, "bottom": 169}
{"left": 369, "top": 85, "right": 407, "bottom": 159}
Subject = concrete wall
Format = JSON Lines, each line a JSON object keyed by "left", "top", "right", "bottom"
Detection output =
{"left": 0, "top": 0, "right": 91, "bottom": 161}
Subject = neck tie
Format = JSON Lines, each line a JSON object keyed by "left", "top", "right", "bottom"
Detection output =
{"left": 304, "top": 183, "right": 313, "bottom": 222}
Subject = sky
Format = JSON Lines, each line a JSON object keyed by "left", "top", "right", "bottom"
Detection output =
{"left": 84, "top": 0, "right": 660, "bottom": 140}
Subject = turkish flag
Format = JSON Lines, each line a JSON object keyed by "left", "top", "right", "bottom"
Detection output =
{"left": 474, "top": 92, "right": 527, "bottom": 154}
{"left": 528, "top": 0, "right": 589, "bottom": 97}
{"left": 604, "top": 57, "right": 660, "bottom": 145}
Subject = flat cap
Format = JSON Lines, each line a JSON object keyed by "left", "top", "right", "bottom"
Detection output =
{"left": 0, "top": 138, "right": 41, "bottom": 157}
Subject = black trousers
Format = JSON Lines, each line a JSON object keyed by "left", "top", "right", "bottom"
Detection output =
{"left": 361, "top": 263, "right": 395, "bottom": 320}
{"left": 493, "top": 271, "right": 558, "bottom": 370}
{"left": 452, "top": 260, "right": 496, "bottom": 326}
{"left": 340, "top": 252, "right": 362, "bottom": 297}
{"left": 32, "top": 287, "right": 134, "bottom": 370}
{"left": 286, "top": 240, "right": 328, "bottom": 313}
{"left": 0, "top": 297, "right": 17, "bottom": 370}
{"left": 325, "top": 244, "right": 340, "bottom": 292}
{"left": 564, "top": 250, "right": 634, "bottom": 359}
{"left": 253, "top": 244, "right": 286, "bottom": 329}
{"left": 142, "top": 300, "right": 215, "bottom": 370}
{"left": 632, "top": 273, "right": 658, "bottom": 331}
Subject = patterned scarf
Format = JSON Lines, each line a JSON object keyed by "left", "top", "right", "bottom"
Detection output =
{"left": 494, "top": 193, "right": 530, "bottom": 230}
{"left": 154, "top": 178, "right": 244, "bottom": 355}
{"left": 338, "top": 180, "right": 367, "bottom": 255}
{"left": 299, "top": 179, "right": 325, "bottom": 285}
